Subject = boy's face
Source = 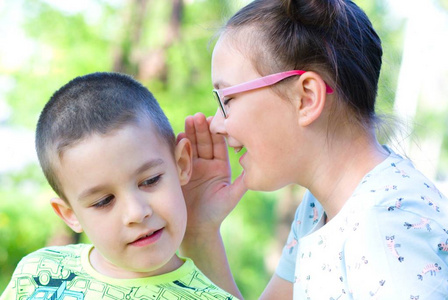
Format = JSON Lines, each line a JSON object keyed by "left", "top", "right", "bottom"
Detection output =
{"left": 51, "top": 119, "right": 192, "bottom": 278}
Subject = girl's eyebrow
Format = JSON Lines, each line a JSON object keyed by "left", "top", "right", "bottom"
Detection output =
{"left": 77, "top": 159, "right": 165, "bottom": 201}
{"left": 213, "top": 80, "right": 231, "bottom": 90}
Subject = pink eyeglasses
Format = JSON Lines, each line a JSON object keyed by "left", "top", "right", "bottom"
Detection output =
{"left": 213, "top": 70, "right": 334, "bottom": 118}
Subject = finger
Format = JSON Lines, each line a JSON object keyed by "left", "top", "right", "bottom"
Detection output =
{"left": 176, "top": 132, "right": 186, "bottom": 144}
{"left": 193, "top": 113, "right": 214, "bottom": 159}
{"left": 212, "top": 131, "right": 228, "bottom": 160}
{"left": 184, "top": 115, "right": 198, "bottom": 158}
{"left": 206, "top": 116, "right": 229, "bottom": 160}
{"left": 206, "top": 116, "right": 213, "bottom": 126}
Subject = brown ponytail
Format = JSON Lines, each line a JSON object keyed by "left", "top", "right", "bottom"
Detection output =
{"left": 283, "top": 0, "right": 343, "bottom": 27}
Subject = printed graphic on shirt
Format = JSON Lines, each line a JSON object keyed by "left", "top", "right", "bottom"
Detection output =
{"left": 5, "top": 245, "right": 234, "bottom": 300}
{"left": 403, "top": 217, "right": 432, "bottom": 231}
{"left": 438, "top": 239, "right": 448, "bottom": 252}
{"left": 417, "top": 263, "right": 442, "bottom": 281}
{"left": 309, "top": 203, "right": 319, "bottom": 224}
{"left": 385, "top": 235, "right": 404, "bottom": 262}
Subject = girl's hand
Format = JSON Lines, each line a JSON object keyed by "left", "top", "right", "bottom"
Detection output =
{"left": 177, "top": 113, "right": 247, "bottom": 235}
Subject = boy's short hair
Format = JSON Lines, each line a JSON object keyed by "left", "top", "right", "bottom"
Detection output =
{"left": 36, "top": 72, "right": 175, "bottom": 201}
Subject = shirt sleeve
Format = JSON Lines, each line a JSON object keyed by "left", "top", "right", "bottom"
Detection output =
{"left": 275, "top": 191, "right": 320, "bottom": 283}
{"left": 275, "top": 209, "right": 300, "bottom": 282}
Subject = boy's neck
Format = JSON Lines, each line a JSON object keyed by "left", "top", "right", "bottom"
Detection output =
{"left": 89, "top": 247, "right": 184, "bottom": 279}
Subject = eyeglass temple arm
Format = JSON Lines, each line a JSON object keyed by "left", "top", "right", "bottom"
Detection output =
{"left": 219, "top": 70, "right": 333, "bottom": 96}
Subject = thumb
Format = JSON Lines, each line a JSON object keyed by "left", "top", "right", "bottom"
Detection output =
{"left": 228, "top": 171, "right": 248, "bottom": 207}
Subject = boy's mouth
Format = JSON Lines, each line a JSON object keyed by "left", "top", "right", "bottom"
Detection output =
{"left": 129, "top": 228, "right": 163, "bottom": 246}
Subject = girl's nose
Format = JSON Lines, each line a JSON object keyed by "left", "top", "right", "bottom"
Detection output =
{"left": 123, "top": 194, "right": 152, "bottom": 225}
{"left": 210, "top": 108, "right": 226, "bottom": 135}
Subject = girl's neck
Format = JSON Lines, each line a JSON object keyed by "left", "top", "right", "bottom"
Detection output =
{"left": 305, "top": 130, "right": 389, "bottom": 221}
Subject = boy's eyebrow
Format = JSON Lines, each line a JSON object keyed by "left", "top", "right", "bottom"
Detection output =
{"left": 78, "top": 185, "right": 107, "bottom": 202}
{"left": 134, "top": 159, "right": 164, "bottom": 175}
{"left": 77, "top": 159, "right": 165, "bottom": 201}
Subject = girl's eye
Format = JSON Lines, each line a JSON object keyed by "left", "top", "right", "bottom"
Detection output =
{"left": 140, "top": 174, "right": 162, "bottom": 188}
{"left": 93, "top": 195, "right": 114, "bottom": 208}
{"left": 223, "top": 98, "right": 233, "bottom": 106}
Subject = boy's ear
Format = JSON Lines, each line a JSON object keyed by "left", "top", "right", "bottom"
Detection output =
{"left": 174, "top": 138, "right": 193, "bottom": 185}
{"left": 50, "top": 198, "right": 83, "bottom": 233}
{"left": 295, "top": 71, "right": 328, "bottom": 127}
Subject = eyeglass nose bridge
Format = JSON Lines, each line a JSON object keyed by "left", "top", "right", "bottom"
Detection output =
{"left": 213, "top": 90, "right": 227, "bottom": 118}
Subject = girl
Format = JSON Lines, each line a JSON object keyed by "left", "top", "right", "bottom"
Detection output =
{"left": 178, "top": 0, "right": 448, "bottom": 298}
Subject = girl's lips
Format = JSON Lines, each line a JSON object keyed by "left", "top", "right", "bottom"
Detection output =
{"left": 239, "top": 152, "right": 246, "bottom": 165}
{"left": 234, "top": 147, "right": 243, "bottom": 153}
{"left": 129, "top": 228, "right": 163, "bottom": 247}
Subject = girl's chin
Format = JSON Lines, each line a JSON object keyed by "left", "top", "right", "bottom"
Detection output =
{"left": 243, "top": 174, "right": 282, "bottom": 192}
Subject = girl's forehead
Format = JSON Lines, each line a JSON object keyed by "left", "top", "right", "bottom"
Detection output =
{"left": 212, "top": 33, "right": 260, "bottom": 83}
{"left": 215, "top": 29, "right": 255, "bottom": 57}
{"left": 214, "top": 27, "right": 273, "bottom": 71}
{"left": 213, "top": 34, "right": 240, "bottom": 60}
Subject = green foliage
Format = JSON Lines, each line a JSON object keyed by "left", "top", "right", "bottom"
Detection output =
{"left": 6, "top": 0, "right": 114, "bottom": 129}
{"left": 0, "top": 164, "right": 65, "bottom": 289}
{"left": 222, "top": 190, "right": 278, "bottom": 296}
{"left": 437, "top": 0, "right": 448, "bottom": 10}
{"left": 357, "top": 0, "right": 405, "bottom": 116}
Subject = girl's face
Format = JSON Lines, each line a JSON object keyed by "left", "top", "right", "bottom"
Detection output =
{"left": 210, "top": 34, "right": 305, "bottom": 191}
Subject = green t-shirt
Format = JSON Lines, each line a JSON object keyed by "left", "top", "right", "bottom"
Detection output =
{"left": 1, "top": 244, "right": 235, "bottom": 300}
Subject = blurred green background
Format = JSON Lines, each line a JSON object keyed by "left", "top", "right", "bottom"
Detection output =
{"left": 1, "top": 0, "right": 447, "bottom": 299}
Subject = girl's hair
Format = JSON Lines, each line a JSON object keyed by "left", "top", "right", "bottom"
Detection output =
{"left": 36, "top": 72, "right": 175, "bottom": 201}
{"left": 223, "top": 0, "right": 383, "bottom": 128}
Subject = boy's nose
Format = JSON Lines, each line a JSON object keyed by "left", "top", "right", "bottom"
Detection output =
{"left": 210, "top": 109, "right": 226, "bottom": 136}
{"left": 123, "top": 194, "right": 152, "bottom": 225}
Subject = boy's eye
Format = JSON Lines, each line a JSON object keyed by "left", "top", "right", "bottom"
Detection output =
{"left": 140, "top": 174, "right": 162, "bottom": 188}
{"left": 93, "top": 195, "right": 114, "bottom": 208}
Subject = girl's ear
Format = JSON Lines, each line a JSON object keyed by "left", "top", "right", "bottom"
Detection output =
{"left": 50, "top": 198, "right": 83, "bottom": 233}
{"left": 174, "top": 138, "right": 193, "bottom": 185}
{"left": 296, "top": 71, "right": 329, "bottom": 127}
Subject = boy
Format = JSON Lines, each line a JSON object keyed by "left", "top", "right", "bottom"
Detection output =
{"left": 0, "top": 72, "right": 235, "bottom": 300}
